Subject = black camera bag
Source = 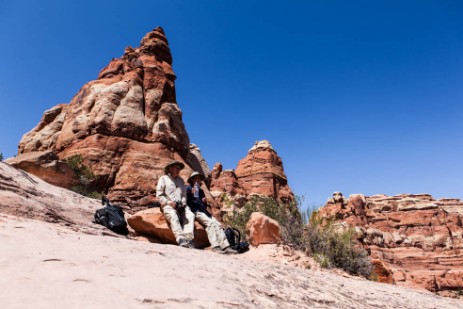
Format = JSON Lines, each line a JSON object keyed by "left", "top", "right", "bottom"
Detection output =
{"left": 94, "top": 197, "right": 129, "bottom": 235}
{"left": 224, "top": 227, "right": 249, "bottom": 253}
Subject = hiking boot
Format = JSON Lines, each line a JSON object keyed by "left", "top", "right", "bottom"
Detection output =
{"left": 178, "top": 238, "right": 190, "bottom": 248}
{"left": 222, "top": 246, "right": 238, "bottom": 254}
{"left": 187, "top": 240, "right": 195, "bottom": 249}
{"left": 212, "top": 246, "right": 225, "bottom": 254}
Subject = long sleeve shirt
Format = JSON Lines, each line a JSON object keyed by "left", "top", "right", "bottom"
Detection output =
{"left": 156, "top": 175, "right": 187, "bottom": 207}
{"left": 186, "top": 185, "right": 212, "bottom": 217}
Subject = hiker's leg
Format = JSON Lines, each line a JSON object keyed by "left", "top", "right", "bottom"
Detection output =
{"left": 195, "top": 212, "right": 230, "bottom": 249}
{"left": 181, "top": 206, "right": 195, "bottom": 242}
{"left": 162, "top": 205, "right": 184, "bottom": 244}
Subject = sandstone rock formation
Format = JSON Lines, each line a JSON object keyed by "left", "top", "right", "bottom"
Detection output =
{"left": 9, "top": 27, "right": 210, "bottom": 212}
{"left": 9, "top": 27, "right": 294, "bottom": 221}
{"left": 127, "top": 208, "right": 210, "bottom": 248}
{"left": 0, "top": 162, "right": 104, "bottom": 235}
{"left": 210, "top": 140, "right": 294, "bottom": 214}
{"left": 6, "top": 150, "right": 79, "bottom": 189}
{"left": 317, "top": 192, "right": 463, "bottom": 297}
{"left": 246, "top": 212, "right": 281, "bottom": 246}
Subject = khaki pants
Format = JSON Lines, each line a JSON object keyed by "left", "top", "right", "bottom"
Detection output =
{"left": 195, "top": 211, "right": 230, "bottom": 249}
{"left": 162, "top": 205, "right": 195, "bottom": 244}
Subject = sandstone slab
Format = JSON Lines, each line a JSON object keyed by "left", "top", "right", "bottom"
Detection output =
{"left": 127, "top": 208, "right": 210, "bottom": 248}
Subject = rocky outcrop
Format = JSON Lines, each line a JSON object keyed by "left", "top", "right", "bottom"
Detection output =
{"left": 9, "top": 29, "right": 292, "bottom": 221}
{"left": 0, "top": 162, "right": 105, "bottom": 234}
{"left": 9, "top": 27, "right": 210, "bottom": 212}
{"left": 5, "top": 150, "right": 79, "bottom": 189}
{"left": 246, "top": 212, "right": 281, "bottom": 246}
{"left": 210, "top": 140, "right": 294, "bottom": 214}
{"left": 186, "top": 143, "right": 210, "bottom": 178}
{"left": 317, "top": 192, "right": 463, "bottom": 297}
{"left": 235, "top": 140, "right": 293, "bottom": 202}
{"left": 127, "top": 208, "right": 210, "bottom": 248}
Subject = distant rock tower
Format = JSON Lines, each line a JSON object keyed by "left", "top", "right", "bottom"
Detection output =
{"left": 209, "top": 140, "right": 294, "bottom": 216}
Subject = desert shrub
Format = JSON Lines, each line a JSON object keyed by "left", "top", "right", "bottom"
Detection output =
{"left": 222, "top": 196, "right": 258, "bottom": 240}
{"left": 303, "top": 211, "right": 372, "bottom": 277}
{"left": 224, "top": 196, "right": 372, "bottom": 277}
{"left": 0, "top": 153, "right": 3, "bottom": 161}
{"left": 64, "top": 154, "right": 102, "bottom": 199}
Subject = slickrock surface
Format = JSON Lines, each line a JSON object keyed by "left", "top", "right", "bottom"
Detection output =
{"left": 0, "top": 162, "right": 104, "bottom": 234}
{"left": 1, "top": 214, "right": 462, "bottom": 309}
{"left": 318, "top": 192, "right": 463, "bottom": 297}
{"left": 210, "top": 140, "right": 294, "bottom": 214}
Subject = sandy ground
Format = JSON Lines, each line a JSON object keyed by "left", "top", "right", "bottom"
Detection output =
{"left": 1, "top": 214, "right": 462, "bottom": 309}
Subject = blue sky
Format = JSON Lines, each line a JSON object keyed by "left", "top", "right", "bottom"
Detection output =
{"left": 0, "top": 1, "right": 462, "bottom": 207}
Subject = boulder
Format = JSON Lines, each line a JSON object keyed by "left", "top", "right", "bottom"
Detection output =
{"left": 127, "top": 208, "right": 210, "bottom": 248}
{"left": 246, "top": 212, "right": 281, "bottom": 246}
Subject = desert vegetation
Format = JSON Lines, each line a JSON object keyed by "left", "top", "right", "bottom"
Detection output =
{"left": 0, "top": 153, "right": 3, "bottom": 161}
{"left": 63, "top": 154, "right": 102, "bottom": 199}
{"left": 224, "top": 196, "right": 372, "bottom": 278}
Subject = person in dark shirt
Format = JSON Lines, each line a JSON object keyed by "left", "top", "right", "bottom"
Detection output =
{"left": 186, "top": 171, "right": 237, "bottom": 254}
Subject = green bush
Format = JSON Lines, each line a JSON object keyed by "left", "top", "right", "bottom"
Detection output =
{"left": 64, "top": 154, "right": 102, "bottom": 199}
{"left": 0, "top": 153, "right": 3, "bottom": 161}
{"left": 303, "top": 211, "right": 372, "bottom": 277}
{"left": 224, "top": 196, "right": 372, "bottom": 277}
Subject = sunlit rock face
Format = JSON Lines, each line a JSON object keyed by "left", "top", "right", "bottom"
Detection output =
{"left": 318, "top": 192, "right": 463, "bottom": 297}
{"left": 11, "top": 27, "right": 209, "bottom": 211}
{"left": 10, "top": 29, "right": 292, "bottom": 218}
{"left": 210, "top": 140, "right": 294, "bottom": 215}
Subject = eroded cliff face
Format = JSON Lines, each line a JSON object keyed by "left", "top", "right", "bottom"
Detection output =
{"left": 210, "top": 140, "right": 294, "bottom": 215}
{"left": 9, "top": 27, "right": 210, "bottom": 211}
{"left": 317, "top": 192, "right": 463, "bottom": 297}
{"left": 9, "top": 29, "right": 293, "bottom": 216}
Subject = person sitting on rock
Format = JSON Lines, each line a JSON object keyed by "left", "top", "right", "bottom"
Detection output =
{"left": 156, "top": 161, "right": 195, "bottom": 248}
{"left": 186, "top": 171, "right": 237, "bottom": 254}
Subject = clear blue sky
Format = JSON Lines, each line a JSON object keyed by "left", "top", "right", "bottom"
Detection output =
{"left": 0, "top": 1, "right": 462, "bottom": 207}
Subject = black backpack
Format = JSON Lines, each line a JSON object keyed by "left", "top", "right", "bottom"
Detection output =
{"left": 94, "top": 197, "right": 129, "bottom": 235}
{"left": 224, "top": 228, "right": 250, "bottom": 253}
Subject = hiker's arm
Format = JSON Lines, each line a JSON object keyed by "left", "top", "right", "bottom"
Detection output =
{"left": 199, "top": 189, "right": 207, "bottom": 204}
{"left": 156, "top": 177, "right": 170, "bottom": 207}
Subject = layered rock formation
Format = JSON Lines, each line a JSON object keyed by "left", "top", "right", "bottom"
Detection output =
{"left": 0, "top": 162, "right": 104, "bottom": 235}
{"left": 9, "top": 28, "right": 294, "bottom": 222}
{"left": 209, "top": 140, "right": 294, "bottom": 214}
{"left": 317, "top": 192, "right": 463, "bottom": 297}
{"left": 9, "top": 27, "right": 210, "bottom": 212}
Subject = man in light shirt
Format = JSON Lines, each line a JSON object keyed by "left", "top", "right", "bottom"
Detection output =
{"left": 156, "top": 160, "right": 195, "bottom": 248}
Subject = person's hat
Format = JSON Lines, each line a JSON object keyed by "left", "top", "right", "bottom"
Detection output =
{"left": 187, "top": 171, "right": 205, "bottom": 184}
{"left": 164, "top": 160, "right": 185, "bottom": 174}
